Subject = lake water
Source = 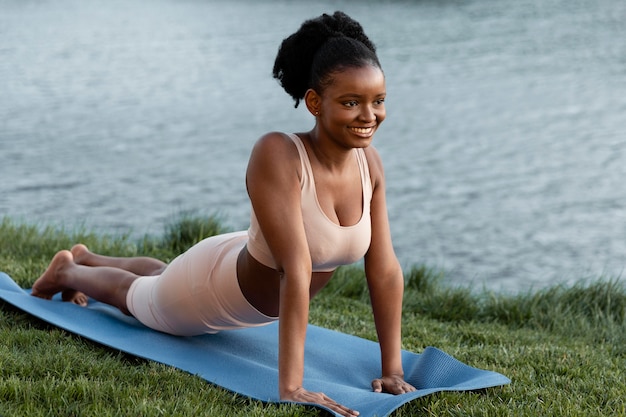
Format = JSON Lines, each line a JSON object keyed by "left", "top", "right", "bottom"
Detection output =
{"left": 1, "top": 0, "right": 625, "bottom": 293}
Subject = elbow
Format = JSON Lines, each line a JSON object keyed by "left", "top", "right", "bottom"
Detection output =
{"left": 275, "top": 253, "right": 313, "bottom": 281}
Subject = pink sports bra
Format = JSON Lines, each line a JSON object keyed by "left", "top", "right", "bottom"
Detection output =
{"left": 247, "top": 133, "right": 372, "bottom": 272}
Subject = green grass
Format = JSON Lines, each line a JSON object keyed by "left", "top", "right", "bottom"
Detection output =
{"left": 1, "top": 215, "right": 626, "bottom": 416}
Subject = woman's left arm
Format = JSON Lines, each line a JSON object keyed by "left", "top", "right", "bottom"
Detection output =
{"left": 363, "top": 147, "right": 416, "bottom": 394}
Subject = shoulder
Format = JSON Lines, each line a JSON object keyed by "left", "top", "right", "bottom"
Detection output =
{"left": 248, "top": 132, "right": 301, "bottom": 163}
{"left": 247, "top": 132, "right": 303, "bottom": 181}
{"left": 250, "top": 131, "right": 302, "bottom": 158}
{"left": 252, "top": 131, "right": 294, "bottom": 150}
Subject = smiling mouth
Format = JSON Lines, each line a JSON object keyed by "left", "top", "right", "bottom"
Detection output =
{"left": 350, "top": 126, "right": 375, "bottom": 135}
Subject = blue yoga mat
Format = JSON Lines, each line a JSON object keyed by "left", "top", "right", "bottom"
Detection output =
{"left": 0, "top": 272, "right": 509, "bottom": 416}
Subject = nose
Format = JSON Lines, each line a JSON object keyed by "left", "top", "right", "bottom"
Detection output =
{"left": 360, "top": 104, "right": 376, "bottom": 122}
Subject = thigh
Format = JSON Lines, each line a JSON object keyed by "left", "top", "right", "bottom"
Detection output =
{"left": 127, "top": 231, "right": 249, "bottom": 335}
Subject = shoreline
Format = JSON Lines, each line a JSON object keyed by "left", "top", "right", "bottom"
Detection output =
{"left": 1, "top": 215, "right": 625, "bottom": 416}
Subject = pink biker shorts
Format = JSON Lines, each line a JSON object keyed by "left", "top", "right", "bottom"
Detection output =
{"left": 126, "top": 231, "right": 277, "bottom": 336}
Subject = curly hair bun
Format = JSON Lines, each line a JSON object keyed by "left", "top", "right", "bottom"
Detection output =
{"left": 273, "top": 11, "right": 380, "bottom": 107}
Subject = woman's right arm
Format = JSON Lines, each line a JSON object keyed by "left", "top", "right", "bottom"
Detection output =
{"left": 245, "top": 132, "right": 359, "bottom": 417}
{"left": 246, "top": 132, "right": 311, "bottom": 395}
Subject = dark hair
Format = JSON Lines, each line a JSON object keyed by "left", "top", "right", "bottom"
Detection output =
{"left": 273, "top": 11, "right": 381, "bottom": 107}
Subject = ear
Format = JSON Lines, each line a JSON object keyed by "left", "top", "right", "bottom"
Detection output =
{"left": 304, "top": 89, "right": 321, "bottom": 116}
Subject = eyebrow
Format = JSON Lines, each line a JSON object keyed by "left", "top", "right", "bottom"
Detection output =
{"left": 336, "top": 91, "right": 386, "bottom": 99}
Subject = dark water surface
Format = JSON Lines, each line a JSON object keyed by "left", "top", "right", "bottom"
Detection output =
{"left": 1, "top": 0, "right": 625, "bottom": 292}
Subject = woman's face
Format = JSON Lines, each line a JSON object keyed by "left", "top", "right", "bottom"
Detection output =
{"left": 316, "top": 64, "right": 386, "bottom": 149}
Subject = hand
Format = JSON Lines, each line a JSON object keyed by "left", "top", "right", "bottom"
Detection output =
{"left": 282, "top": 387, "right": 360, "bottom": 417}
{"left": 371, "top": 374, "right": 417, "bottom": 394}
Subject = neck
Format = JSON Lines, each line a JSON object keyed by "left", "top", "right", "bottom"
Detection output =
{"left": 305, "top": 128, "right": 354, "bottom": 171}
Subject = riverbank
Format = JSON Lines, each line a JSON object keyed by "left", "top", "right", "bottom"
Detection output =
{"left": 1, "top": 215, "right": 625, "bottom": 416}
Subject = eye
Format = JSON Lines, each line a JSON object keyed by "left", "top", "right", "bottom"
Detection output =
{"left": 375, "top": 98, "right": 385, "bottom": 105}
{"left": 343, "top": 100, "right": 358, "bottom": 107}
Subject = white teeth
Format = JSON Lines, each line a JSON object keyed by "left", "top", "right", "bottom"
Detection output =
{"left": 352, "top": 127, "right": 373, "bottom": 134}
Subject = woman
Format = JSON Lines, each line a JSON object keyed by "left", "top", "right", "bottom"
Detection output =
{"left": 31, "top": 11, "right": 416, "bottom": 417}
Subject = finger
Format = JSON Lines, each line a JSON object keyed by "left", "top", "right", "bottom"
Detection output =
{"left": 335, "top": 404, "right": 359, "bottom": 416}
{"left": 371, "top": 379, "right": 383, "bottom": 393}
{"left": 397, "top": 383, "right": 409, "bottom": 394}
{"left": 323, "top": 397, "right": 360, "bottom": 417}
{"left": 335, "top": 404, "right": 360, "bottom": 417}
{"left": 398, "top": 384, "right": 416, "bottom": 394}
{"left": 306, "top": 391, "right": 358, "bottom": 417}
{"left": 399, "top": 381, "right": 417, "bottom": 393}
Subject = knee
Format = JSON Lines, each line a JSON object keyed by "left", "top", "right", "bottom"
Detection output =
{"left": 150, "top": 266, "right": 167, "bottom": 276}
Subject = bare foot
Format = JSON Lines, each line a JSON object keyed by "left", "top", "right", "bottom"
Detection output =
{"left": 58, "top": 244, "right": 91, "bottom": 306}
{"left": 70, "top": 243, "right": 91, "bottom": 265}
{"left": 31, "top": 250, "right": 74, "bottom": 300}
{"left": 61, "top": 289, "right": 89, "bottom": 306}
